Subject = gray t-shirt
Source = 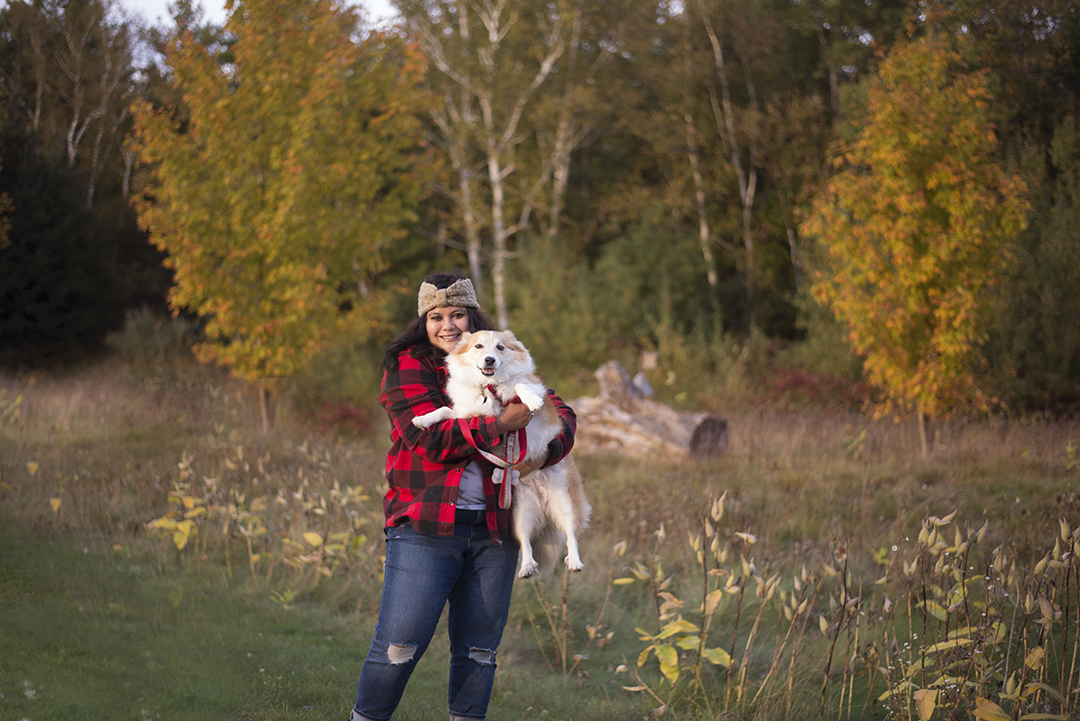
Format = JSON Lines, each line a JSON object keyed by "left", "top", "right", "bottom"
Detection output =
{"left": 456, "top": 460, "right": 486, "bottom": 510}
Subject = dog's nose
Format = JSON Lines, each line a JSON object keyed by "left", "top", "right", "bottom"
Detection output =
{"left": 484, "top": 356, "right": 496, "bottom": 367}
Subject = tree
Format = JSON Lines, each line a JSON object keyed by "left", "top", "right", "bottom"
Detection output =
{"left": 988, "top": 115, "right": 1080, "bottom": 413}
{"left": 133, "top": 0, "right": 427, "bottom": 424}
{"left": 0, "top": 123, "right": 123, "bottom": 365}
{"left": 0, "top": 162, "right": 10, "bottom": 250}
{"left": 397, "top": 0, "right": 570, "bottom": 328}
{"left": 804, "top": 32, "right": 1029, "bottom": 457}
{"left": 2, "top": 0, "right": 134, "bottom": 209}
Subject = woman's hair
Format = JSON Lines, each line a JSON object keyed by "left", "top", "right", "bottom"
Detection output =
{"left": 380, "top": 272, "right": 495, "bottom": 372}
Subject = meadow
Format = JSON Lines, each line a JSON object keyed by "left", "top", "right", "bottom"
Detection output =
{"left": 2, "top": 346, "right": 1080, "bottom": 721}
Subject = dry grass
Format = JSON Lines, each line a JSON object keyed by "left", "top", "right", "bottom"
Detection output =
{"left": 3, "top": 358, "right": 1080, "bottom": 720}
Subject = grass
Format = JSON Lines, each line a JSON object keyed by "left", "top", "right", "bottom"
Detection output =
{"left": 0, "top": 520, "right": 641, "bottom": 720}
{"left": 0, "top": 524, "right": 371, "bottom": 720}
{"left": 3, "top": 356, "right": 1080, "bottom": 720}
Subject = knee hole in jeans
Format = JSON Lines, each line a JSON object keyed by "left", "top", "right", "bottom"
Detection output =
{"left": 468, "top": 647, "right": 496, "bottom": 666}
{"left": 387, "top": 643, "right": 418, "bottom": 665}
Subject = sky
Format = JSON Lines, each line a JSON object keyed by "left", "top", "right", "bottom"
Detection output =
{"left": 119, "top": 0, "right": 398, "bottom": 28}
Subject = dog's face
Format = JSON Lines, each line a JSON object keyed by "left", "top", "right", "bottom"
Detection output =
{"left": 448, "top": 330, "right": 533, "bottom": 383}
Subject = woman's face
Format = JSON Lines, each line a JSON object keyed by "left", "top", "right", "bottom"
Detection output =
{"left": 426, "top": 306, "right": 471, "bottom": 354}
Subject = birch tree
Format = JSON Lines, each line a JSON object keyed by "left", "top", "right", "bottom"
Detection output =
{"left": 397, "top": 0, "right": 568, "bottom": 328}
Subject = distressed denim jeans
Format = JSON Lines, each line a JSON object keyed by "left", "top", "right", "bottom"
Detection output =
{"left": 351, "top": 514, "right": 519, "bottom": 721}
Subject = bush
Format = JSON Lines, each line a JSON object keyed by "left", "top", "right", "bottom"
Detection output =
{"left": 105, "top": 307, "right": 199, "bottom": 368}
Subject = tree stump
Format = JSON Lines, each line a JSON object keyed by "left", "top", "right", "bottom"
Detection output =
{"left": 570, "top": 361, "right": 729, "bottom": 459}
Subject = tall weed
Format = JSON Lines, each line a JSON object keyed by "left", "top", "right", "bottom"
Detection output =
{"left": 4, "top": 333, "right": 1080, "bottom": 720}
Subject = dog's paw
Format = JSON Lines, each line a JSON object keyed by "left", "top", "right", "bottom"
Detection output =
{"left": 565, "top": 556, "right": 584, "bottom": 573}
{"left": 516, "top": 385, "right": 545, "bottom": 411}
{"left": 518, "top": 560, "right": 539, "bottom": 578}
{"left": 413, "top": 408, "right": 450, "bottom": 429}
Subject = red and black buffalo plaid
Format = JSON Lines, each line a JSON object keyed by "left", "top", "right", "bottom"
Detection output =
{"left": 378, "top": 347, "right": 577, "bottom": 543}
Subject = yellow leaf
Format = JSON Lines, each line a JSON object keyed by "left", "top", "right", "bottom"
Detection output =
{"left": 657, "top": 619, "right": 699, "bottom": 639}
{"left": 972, "top": 697, "right": 1010, "bottom": 721}
{"left": 50, "top": 497, "right": 61, "bottom": 513}
{"left": 636, "top": 646, "right": 651, "bottom": 668}
{"left": 303, "top": 531, "right": 323, "bottom": 547}
{"left": 173, "top": 520, "right": 194, "bottom": 550}
{"left": 914, "top": 689, "right": 937, "bottom": 721}
{"left": 701, "top": 646, "right": 733, "bottom": 668}
{"left": 1023, "top": 682, "right": 1065, "bottom": 704}
{"left": 676, "top": 636, "right": 700, "bottom": 651}
{"left": 612, "top": 577, "right": 637, "bottom": 586}
{"left": 925, "top": 600, "right": 948, "bottom": 621}
{"left": 926, "top": 638, "right": 973, "bottom": 654}
{"left": 704, "top": 589, "right": 723, "bottom": 615}
{"left": 879, "top": 680, "right": 913, "bottom": 701}
{"left": 27, "top": 461, "right": 39, "bottom": 476}
{"left": 655, "top": 644, "right": 679, "bottom": 684}
{"left": 1025, "top": 646, "right": 1045, "bottom": 670}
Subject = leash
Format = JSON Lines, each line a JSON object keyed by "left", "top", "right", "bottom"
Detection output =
{"left": 457, "top": 418, "right": 528, "bottom": 509}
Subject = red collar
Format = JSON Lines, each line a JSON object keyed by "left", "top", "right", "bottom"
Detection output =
{"left": 486, "top": 384, "right": 520, "bottom": 407}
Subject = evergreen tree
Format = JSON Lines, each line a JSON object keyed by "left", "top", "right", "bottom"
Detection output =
{"left": 0, "top": 124, "right": 122, "bottom": 365}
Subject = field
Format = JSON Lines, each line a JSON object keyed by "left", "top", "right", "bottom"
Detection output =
{"left": 2, "top": 357, "right": 1080, "bottom": 721}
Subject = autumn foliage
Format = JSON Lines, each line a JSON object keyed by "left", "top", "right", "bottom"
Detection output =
{"left": 133, "top": 0, "right": 428, "bottom": 380}
{"left": 804, "top": 34, "right": 1029, "bottom": 430}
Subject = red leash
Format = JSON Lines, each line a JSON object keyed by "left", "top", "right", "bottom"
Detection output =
{"left": 458, "top": 419, "right": 527, "bottom": 509}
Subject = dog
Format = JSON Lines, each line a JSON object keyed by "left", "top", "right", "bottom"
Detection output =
{"left": 412, "top": 330, "right": 591, "bottom": 578}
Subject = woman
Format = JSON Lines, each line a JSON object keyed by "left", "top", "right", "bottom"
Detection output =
{"left": 349, "top": 272, "right": 577, "bottom": 721}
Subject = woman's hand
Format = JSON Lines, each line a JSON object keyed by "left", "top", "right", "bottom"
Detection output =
{"left": 495, "top": 402, "right": 533, "bottom": 434}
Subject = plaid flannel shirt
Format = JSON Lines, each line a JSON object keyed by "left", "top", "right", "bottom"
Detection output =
{"left": 379, "top": 347, "right": 577, "bottom": 543}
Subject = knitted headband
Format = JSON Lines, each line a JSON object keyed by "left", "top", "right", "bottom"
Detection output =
{"left": 417, "top": 278, "right": 480, "bottom": 318}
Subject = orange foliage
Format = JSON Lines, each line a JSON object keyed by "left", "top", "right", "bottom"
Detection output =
{"left": 803, "top": 34, "right": 1029, "bottom": 420}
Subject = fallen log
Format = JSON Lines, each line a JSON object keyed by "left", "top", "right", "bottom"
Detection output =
{"left": 569, "top": 360, "right": 729, "bottom": 459}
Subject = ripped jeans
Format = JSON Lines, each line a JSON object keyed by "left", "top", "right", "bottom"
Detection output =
{"left": 351, "top": 514, "right": 519, "bottom": 721}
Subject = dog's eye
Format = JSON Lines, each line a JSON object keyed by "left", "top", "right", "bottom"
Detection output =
{"left": 474, "top": 343, "right": 484, "bottom": 349}
{"left": 496, "top": 344, "right": 504, "bottom": 351}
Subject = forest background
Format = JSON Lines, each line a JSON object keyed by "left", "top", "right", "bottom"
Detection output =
{"left": 1, "top": 0, "right": 1078, "bottom": 429}
{"left": 4, "top": 2, "right": 1080, "bottom": 720}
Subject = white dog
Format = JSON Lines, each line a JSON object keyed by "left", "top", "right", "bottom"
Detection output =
{"left": 413, "top": 330, "right": 591, "bottom": 578}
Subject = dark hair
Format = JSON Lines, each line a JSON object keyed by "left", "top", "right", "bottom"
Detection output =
{"left": 380, "top": 272, "right": 495, "bottom": 372}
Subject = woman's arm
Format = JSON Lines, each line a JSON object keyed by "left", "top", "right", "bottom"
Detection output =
{"left": 514, "top": 390, "right": 577, "bottom": 476}
{"left": 380, "top": 353, "right": 505, "bottom": 463}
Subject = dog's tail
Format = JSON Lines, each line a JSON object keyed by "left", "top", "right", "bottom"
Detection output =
{"left": 532, "top": 526, "right": 567, "bottom": 578}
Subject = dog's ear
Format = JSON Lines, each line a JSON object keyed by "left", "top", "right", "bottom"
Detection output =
{"left": 501, "top": 331, "right": 527, "bottom": 354}
{"left": 453, "top": 331, "right": 475, "bottom": 354}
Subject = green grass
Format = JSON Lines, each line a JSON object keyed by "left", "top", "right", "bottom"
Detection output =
{"left": 0, "top": 524, "right": 646, "bottom": 721}
{"left": 0, "top": 525, "right": 373, "bottom": 720}
{"left": 4, "top": 360, "right": 1080, "bottom": 720}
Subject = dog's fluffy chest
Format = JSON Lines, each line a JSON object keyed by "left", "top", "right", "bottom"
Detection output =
{"left": 443, "top": 376, "right": 508, "bottom": 419}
